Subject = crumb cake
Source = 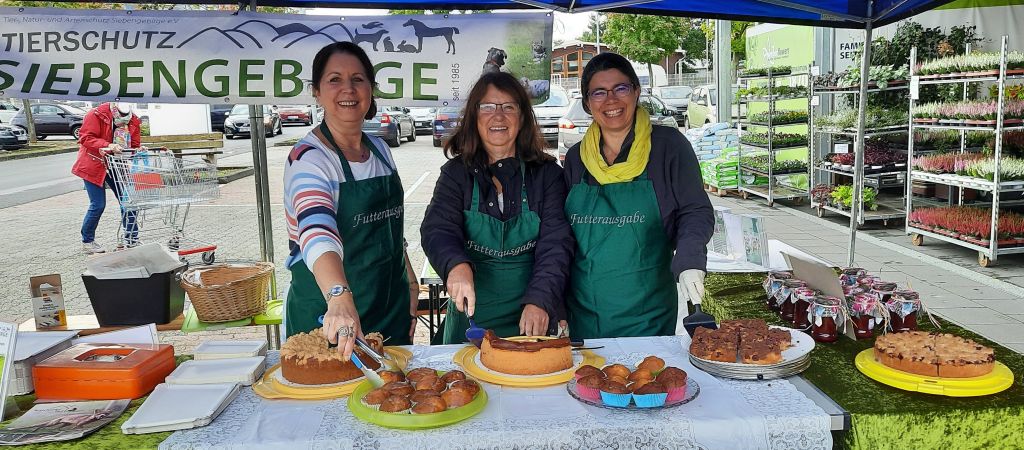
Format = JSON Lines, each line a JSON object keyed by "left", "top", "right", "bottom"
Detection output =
{"left": 873, "top": 331, "right": 994, "bottom": 378}
{"left": 690, "top": 319, "right": 793, "bottom": 365}
{"left": 280, "top": 328, "right": 383, "bottom": 385}
{"left": 479, "top": 330, "right": 573, "bottom": 375}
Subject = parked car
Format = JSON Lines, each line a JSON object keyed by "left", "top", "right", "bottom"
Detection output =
{"left": 532, "top": 85, "right": 571, "bottom": 148}
{"left": 557, "top": 94, "right": 679, "bottom": 161}
{"left": 652, "top": 86, "right": 693, "bottom": 126}
{"left": 686, "top": 85, "right": 717, "bottom": 129}
{"left": 10, "top": 103, "right": 86, "bottom": 140}
{"left": 407, "top": 107, "right": 436, "bottom": 135}
{"left": 277, "top": 105, "right": 312, "bottom": 126}
{"left": 363, "top": 106, "right": 415, "bottom": 147}
{"left": 210, "top": 104, "right": 233, "bottom": 132}
{"left": 0, "top": 101, "right": 19, "bottom": 124}
{"left": 223, "top": 104, "right": 282, "bottom": 139}
{"left": 0, "top": 124, "right": 28, "bottom": 149}
{"left": 432, "top": 106, "right": 462, "bottom": 148}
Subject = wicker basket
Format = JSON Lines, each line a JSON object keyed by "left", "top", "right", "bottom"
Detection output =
{"left": 180, "top": 262, "right": 274, "bottom": 323}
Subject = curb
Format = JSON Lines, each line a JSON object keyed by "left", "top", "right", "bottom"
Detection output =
{"left": 772, "top": 200, "right": 1024, "bottom": 298}
{"left": 217, "top": 166, "right": 254, "bottom": 184}
{"left": 0, "top": 146, "right": 77, "bottom": 162}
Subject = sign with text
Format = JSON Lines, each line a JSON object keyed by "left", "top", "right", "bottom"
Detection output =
{"left": 0, "top": 8, "right": 553, "bottom": 105}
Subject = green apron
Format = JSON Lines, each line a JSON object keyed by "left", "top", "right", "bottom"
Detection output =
{"left": 285, "top": 123, "right": 411, "bottom": 344}
{"left": 564, "top": 168, "right": 677, "bottom": 339}
{"left": 439, "top": 161, "right": 541, "bottom": 344}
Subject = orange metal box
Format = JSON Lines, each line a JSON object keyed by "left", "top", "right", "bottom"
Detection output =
{"left": 32, "top": 343, "right": 175, "bottom": 400}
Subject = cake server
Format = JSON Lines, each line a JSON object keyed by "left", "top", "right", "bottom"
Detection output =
{"left": 683, "top": 291, "right": 718, "bottom": 337}
{"left": 465, "top": 314, "right": 485, "bottom": 348}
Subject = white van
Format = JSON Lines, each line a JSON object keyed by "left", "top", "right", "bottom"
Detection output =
{"left": 630, "top": 61, "right": 668, "bottom": 88}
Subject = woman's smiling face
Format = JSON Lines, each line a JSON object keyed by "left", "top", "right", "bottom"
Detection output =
{"left": 586, "top": 68, "right": 639, "bottom": 135}
{"left": 314, "top": 52, "right": 373, "bottom": 123}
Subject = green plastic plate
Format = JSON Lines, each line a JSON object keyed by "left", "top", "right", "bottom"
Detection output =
{"left": 347, "top": 375, "right": 487, "bottom": 429}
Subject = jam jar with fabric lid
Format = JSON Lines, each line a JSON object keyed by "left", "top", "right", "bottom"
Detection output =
{"left": 850, "top": 294, "right": 881, "bottom": 339}
{"left": 793, "top": 287, "right": 816, "bottom": 328}
{"left": 840, "top": 268, "right": 865, "bottom": 287}
{"left": 765, "top": 271, "right": 793, "bottom": 311}
{"left": 856, "top": 275, "right": 880, "bottom": 289}
{"left": 810, "top": 296, "right": 844, "bottom": 343}
{"left": 778, "top": 279, "right": 807, "bottom": 321}
{"left": 870, "top": 281, "right": 898, "bottom": 303}
{"left": 887, "top": 290, "right": 921, "bottom": 332}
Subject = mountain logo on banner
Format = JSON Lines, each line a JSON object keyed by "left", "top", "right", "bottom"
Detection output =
{"left": 176, "top": 19, "right": 461, "bottom": 54}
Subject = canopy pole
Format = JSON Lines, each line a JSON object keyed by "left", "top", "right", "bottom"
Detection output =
{"left": 847, "top": 17, "right": 873, "bottom": 267}
{"left": 714, "top": 20, "right": 732, "bottom": 126}
{"left": 247, "top": 0, "right": 277, "bottom": 295}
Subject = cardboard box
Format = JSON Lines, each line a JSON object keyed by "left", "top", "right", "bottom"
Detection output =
{"left": 30, "top": 275, "right": 66, "bottom": 330}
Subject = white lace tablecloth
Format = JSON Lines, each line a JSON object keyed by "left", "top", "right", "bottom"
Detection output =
{"left": 160, "top": 336, "right": 831, "bottom": 450}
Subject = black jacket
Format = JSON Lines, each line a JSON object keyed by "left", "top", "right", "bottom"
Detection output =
{"left": 420, "top": 156, "right": 574, "bottom": 322}
{"left": 563, "top": 125, "right": 714, "bottom": 276}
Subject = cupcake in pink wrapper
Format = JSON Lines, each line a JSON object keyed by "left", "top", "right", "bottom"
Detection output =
{"left": 654, "top": 367, "right": 688, "bottom": 402}
{"left": 574, "top": 364, "right": 603, "bottom": 381}
{"left": 576, "top": 375, "right": 604, "bottom": 401}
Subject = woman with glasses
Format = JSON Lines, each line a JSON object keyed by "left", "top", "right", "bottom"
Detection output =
{"left": 562, "top": 52, "right": 713, "bottom": 339}
{"left": 421, "top": 72, "right": 573, "bottom": 343}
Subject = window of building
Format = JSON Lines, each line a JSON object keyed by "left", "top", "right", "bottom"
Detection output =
{"left": 552, "top": 59, "right": 563, "bottom": 72}
{"left": 568, "top": 60, "right": 579, "bottom": 72}
{"left": 567, "top": 53, "right": 579, "bottom": 62}
{"left": 582, "top": 52, "right": 594, "bottom": 61}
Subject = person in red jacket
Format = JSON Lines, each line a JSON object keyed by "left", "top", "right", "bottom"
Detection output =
{"left": 71, "top": 102, "right": 143, "bottom": 254}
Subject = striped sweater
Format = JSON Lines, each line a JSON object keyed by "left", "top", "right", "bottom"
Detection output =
{"left": 283, "top": 130, "right": 396, "bottom": 269}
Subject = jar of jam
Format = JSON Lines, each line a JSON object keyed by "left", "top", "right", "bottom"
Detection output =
{"left": 887, "top": 290, "right": 921, "bottom": 332}
{"left": 793, "top": 287, "right": 816, "bottom": 329}
{"left": 840, "top": 267, "right": 865, "bottom": 287}
{"left": 850, "top": 293, "right": 881, "bottom": 339}
{"left": 810, "top": 296, "right": 844, "bottom": 343}
{"left": 765, "top": 271, "right": 793, "bottom": 311}
{"left": 857, "top": 275, "right": 880, "bottom": 289}
{"left": 871, "top": 281, "right": 898, "bottom": 303}
{"left": 778, "top": 279, "right": 806, "bottom": 320}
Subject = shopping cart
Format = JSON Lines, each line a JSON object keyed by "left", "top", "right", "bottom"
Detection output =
{"left": 105, "top": 147, "right": 220, "bottom": 264}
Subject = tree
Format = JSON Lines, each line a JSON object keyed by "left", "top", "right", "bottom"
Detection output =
{"left": 677, "top": 18, "right": 708, "bottom": 70}
{"left": 603, "top": 14, "right": 683, "bottom": 85}
{"left": 700, "top": 20, "right": 752, "bottom": 70}
{"left": 578, "top": 13, "right": 607, "bottom": 43}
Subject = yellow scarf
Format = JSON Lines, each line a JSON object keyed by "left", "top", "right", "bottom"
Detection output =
{"left": 580, "top": 107, "right": 652, "bottom": 185}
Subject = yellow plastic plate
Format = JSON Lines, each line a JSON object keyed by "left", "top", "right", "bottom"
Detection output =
{"left": 453, "top": 337, "right": 605, "bottom": 387}
{"left": 347, "top": 372, "right": 487, "bottom": 429}
{"left": 855, "top": 349, "right": 1014, "bottom": 397}
{"left": 253, "top": 347, "right": 411, "bottom": 400}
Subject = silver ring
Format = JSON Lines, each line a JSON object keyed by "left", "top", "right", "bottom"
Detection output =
{"left": 338, "top": 326, "right": 354, "bottom": 337}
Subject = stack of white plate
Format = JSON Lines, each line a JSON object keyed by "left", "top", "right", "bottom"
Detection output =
{"left": 688, "top": 327, "right": 815, "bottom": 381}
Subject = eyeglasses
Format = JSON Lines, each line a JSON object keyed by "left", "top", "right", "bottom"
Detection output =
{"left": 588, "top": 83, "right": 636, "bottom": 102}
{"left": 479, "top": 102, "right": 520, "bottom": 115}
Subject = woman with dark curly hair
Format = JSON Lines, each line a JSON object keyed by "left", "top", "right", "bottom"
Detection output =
{"left": 421, "top": 72, "right": 573, "bottom": 343}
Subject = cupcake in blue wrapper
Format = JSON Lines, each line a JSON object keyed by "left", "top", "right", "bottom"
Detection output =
{"left": 599, "top": 380, "right": 632, "bottom": 407}
{"left": 632, "top": 381, "right": 668, "bottom": 408}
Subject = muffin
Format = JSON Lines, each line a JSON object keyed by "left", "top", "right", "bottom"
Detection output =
{"left": 379, "top": 370, "right": 406, "bottom": 384}
{"left": 415, "top": 377, "right": 446, "bottom": 392}
{"left": 442, "top": 388, "right": 475, "bottom": 408}
{"left": 632, "top": 381, "right": 668, "bottom": 408}
{"left": 576, "top": 374, "right": 604, "bottom": 401}
{"left": 630, "top": 378, "right": 651, "bottom": 392}
{"left": 575, "top": 365, "right": 604, "bottom": 380}
{"left": 411, "top": 389, "right": 442, "bottom": 403}
{"left": 450, "top": 380, "right": 481, "bottom": 396}
{"left": 628, "top": 369, "right": 653, "bottom": 384}
{"left": 602, "top": 364, "right": 631, "bottom": 379}
{"left": 599, "top": 380, "right": 632, "bottom": 407}
{"left": 363, "top": 387, "right": 390, "bottom": 406}
{"left": 660, "top": 375, "right": 688, "bottom": 402}
{"left": 412, "top": 396, "right": 448, "bottom": 414}
{"left": 379, "top": 395, "right": 412, "bottom": 413}
{"left": 383, "top": 381, "right": 415, "bottom": 397}
{"left": 656, "top": 367, "right": 687, "bottom": 383}
{"left": 407, "top": 368, "right": 439, "bottom": 383}
{"left": 638, "top": 356, "right": 666, "bottom": 373}
{"left": 440, "top": 370, "right": 467, "bottom": 385}
{"left": 607, "top": 375, "right": 629, "bottom": 386}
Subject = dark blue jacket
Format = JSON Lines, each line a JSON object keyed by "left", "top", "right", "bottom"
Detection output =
{"left": 420, "top": 156, "right": 574, "bottom": 322}
{"left": 563, "top": 125, "right": 713, "bottom": 276}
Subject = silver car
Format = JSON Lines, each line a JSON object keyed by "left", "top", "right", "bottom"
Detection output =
{"left": 407, "top": 107, "right": 436, "bottom": 135}
{"left": 533, "top": 85, "right": 571, "bottom": 148}
{"left": 363, "top": 106, "right": 415, "bottom": 147}
{"left": 557, "top": 95, "right": 679, "bottom": 161}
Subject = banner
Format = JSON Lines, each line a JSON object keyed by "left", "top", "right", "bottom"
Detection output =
{"left": 0, "top": 8, "right": 554, "bottom": 105}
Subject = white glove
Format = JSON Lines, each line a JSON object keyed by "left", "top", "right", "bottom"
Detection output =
{"left": 675, "top": 269, "right": 707, "bottom": 335}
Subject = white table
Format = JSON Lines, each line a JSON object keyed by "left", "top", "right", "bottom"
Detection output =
{"left": 160, "top": 335, "right": 835, "bottom": 450}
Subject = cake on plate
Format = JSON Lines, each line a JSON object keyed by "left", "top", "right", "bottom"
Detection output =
{"left": 279, "top": 328, "right": 383, "bottom": 385}
{"left": 874, "top": 331, "right": 994, "bottom": 378}
{"left": 479, "top": 330, "right": 573, "bottom": 375}
{"left": 690, "top": 319, "right": 793, "bottom": 365}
